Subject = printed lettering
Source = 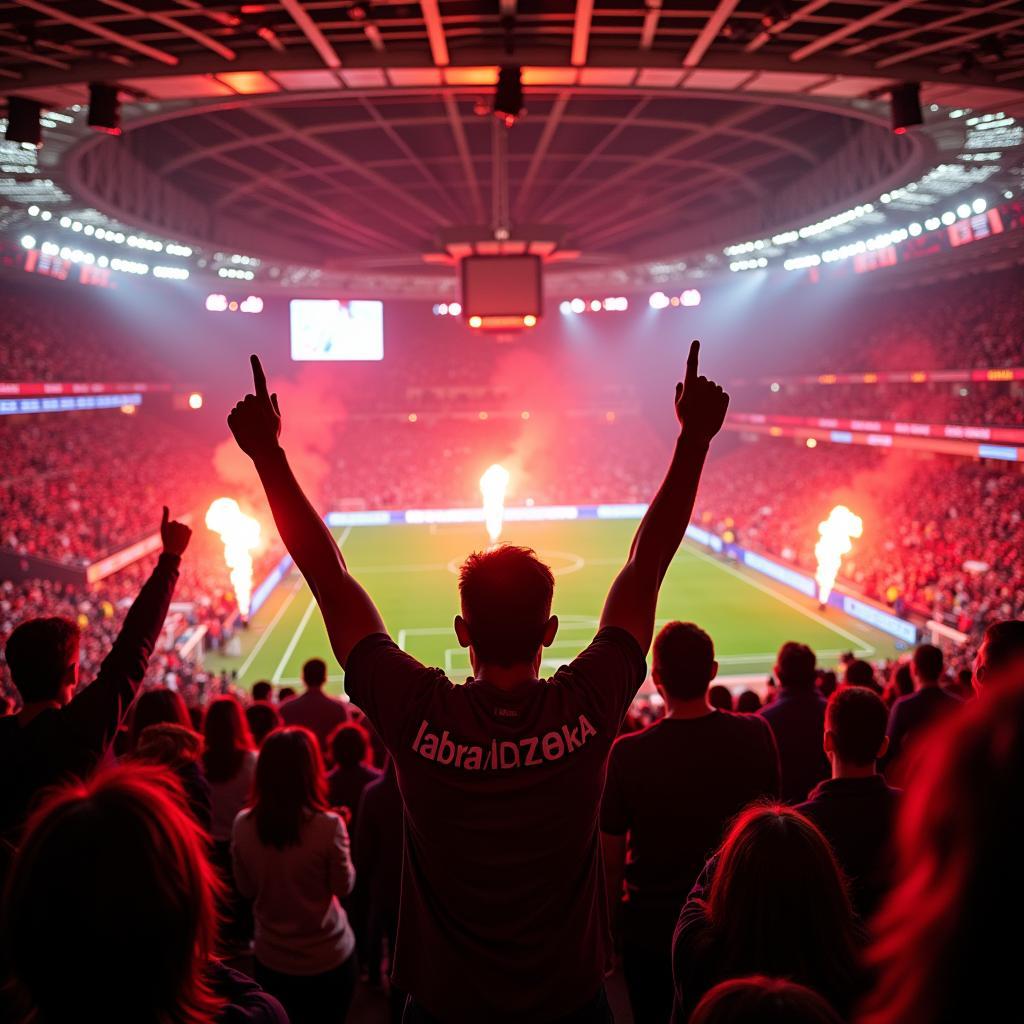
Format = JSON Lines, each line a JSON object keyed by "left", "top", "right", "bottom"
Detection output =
{"left": 464, "top": 747, "right": 482, "bottom": 770}
{"left": 437, "top": 731, "right": 455, "bottom": 765}
{"left": 522, "top": 736, "right": 542, "bottom": 767}
{"left": 562, "top": 722, "right": 582, "bottom": 752}
{"left": 412, "top": 719, "right": 429, "bottom": 752}
{"left": 500, "top": 741, "right": 521, "bottom": 769}
{"left": 419, "top": 731, "right": 438, "bottom": 760}
{"left": 579, "top": 715, "right": 597, "bottom": 740}
{"left": 543, "top": 731, "right": 565, "bottom": 760}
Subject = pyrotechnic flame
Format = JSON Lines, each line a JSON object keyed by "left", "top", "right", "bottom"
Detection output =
{"left": 205, "top": 497, "right": 261, "bottom": 618}
{"left": 814, "top": 504, "right": 863, "bottom": 605}
{"left": 480, "top": 463, "right": 510, "bottom": 545}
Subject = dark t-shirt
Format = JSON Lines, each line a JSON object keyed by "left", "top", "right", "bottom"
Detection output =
{"left": 884, "top": 687, "right": 961, "bottom": 779}
{"left": 601, "top": 711, "right": 781, "bottom": 945}
{"left": 278, "top": 689, "right": 350, "bottom": 751}
{"left": 344, "top": 626, "right": 647, "bottom": 1024}
{"left": 758, "top": 689, "right": 830, "bottom": 804}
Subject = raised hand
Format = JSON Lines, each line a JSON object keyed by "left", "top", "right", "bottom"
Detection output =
{"left": 674, "top": 340, "right": 729, "bottom": 442}
{"left": 228, "top": 354, "right": 282, "bottom": 460}
{"left": 160, "top": 505, "right": 192, "bottom": 556}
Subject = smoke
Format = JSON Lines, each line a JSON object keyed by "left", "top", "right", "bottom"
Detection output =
{"left": 212, "top": 364, "right": 348, "bottom": 513}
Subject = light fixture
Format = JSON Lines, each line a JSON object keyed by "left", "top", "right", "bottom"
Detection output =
{"left": 493, "top": 66, "right": 524, "bottom": 127}
{"left": 5, "top": 97, "right": 42, "bottom": 147}
{"left": 890, "top": 83, "right": 922, "bottom": 135}
{"left": 88, "top": 83, "right": 122, "bottom": 135}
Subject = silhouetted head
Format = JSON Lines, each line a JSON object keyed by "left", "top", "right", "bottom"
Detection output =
{"left": 329, "top": 721, "right": 371, "bottom": 770}
{"left": 736, "top": 690, "right": 762, "bottom": 714}
{"left": 709, "top": 685, "right": 733, "bottom": 711}
{"left": 129, "top": 687, "right": 191, "bottom": 752}
{"left": 691, "top": 976, "right": 843, "bottom": 1024}
{"left": 973, "top": 619, "right": 1024, "bottom": 693}
{"left": 653, "top": 621, "right": 718, "bottom": 701}
{"left": 278, "top": 686, "right": 296, "bottom": 702}
{"left": 249, "top": 727, "right": 328, "bottom": 849}
{"left": 251, "top": 680, "right": 273, "bottom": 703}
{"left": 1, "top": 764, "right": 223, "bottom": 1024}
{"left": 705, "top": 805, "right": 859, "bottom": 1010}
{"left": 911, "top": 644, "right": 944, "bottom": 687}
{"left": 4, "top": 617, "right": 80, "bottom": 705}
{"left": 455, "top": 545, "right": 557, "bottom": 671}
{"left": 301, "top": 658, "right": 328, "bottom": 690}
{"left": 843, "top": 659, "right": 876, "bottom": 691}
{"left": 774, "top": 642, "right": 817, "bottom": 691}
{"left": 245, "top": 702, "right": 281, "bottom": 747}
{"left": 825, "top": 686, "right": 888, "bottom": 767}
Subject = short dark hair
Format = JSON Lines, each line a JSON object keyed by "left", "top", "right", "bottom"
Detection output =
{"left": 912, "top": 644, "right": 944, "bottom": 683}
{"left": 245, "top": 702, "right": 281, "bottom": 747}
{"left": 329, "top": 722, "right": 370, "bottom": 769}
{"left": 5, "top": 617, "right": 80, "bottom": 702}
{"left": 826, "top": 686, "right": 888, "bottom": 764}
{"left": 278, "top": 687, "right": 296, "bottom": 702}
{"left": 301, "top": 658, "right": 328, "bottom": 688}
{"left": 736, "top": 690, "right": 762, "bottom": 713}
{"left": 844, "top": 659, "right": 876, "bottom": 690}
{"left": 458, "top": 546, "right": 555, "bottom": 666}
{"left": 979, "top": 620, "right": 1024, "bottom": 674}
{"left": 692, "top": 976, "right": 844, "bottom": 1024}
{"left": 251, "top": 680, "right": 273, "bottom": 703}
{"left": 653, "top": 621, "right": 716, "bottom": 700}
{"left": 709, "top": 685, "right": 733, "bottom": 711}
{"left": 775, "top": 642, "right": 816, "bottom": 690}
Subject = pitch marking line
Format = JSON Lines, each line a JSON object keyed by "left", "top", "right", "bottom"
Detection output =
{"left": 236, "top": 576, "right": 304, "bottom": 679}
{"left": 684, "top": 544, "right": 877, "bottom": 655}
{"left": 268, "top": 527, "right": 352, "bottom": 682}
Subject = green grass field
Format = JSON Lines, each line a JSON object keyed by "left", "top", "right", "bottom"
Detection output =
{"left": 207, "top": 520, "right": 901, "bottom": 696}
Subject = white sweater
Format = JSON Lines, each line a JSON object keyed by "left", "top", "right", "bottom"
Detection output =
{"left": 232, "top": 809, "right": 357, "bottom": 975}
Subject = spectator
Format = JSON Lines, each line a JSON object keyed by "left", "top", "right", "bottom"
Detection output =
{"left": 0, "top": 764, "right": 286, "bottom": 1024}
{"left": 759, "top": 643, "right": 830, "bottom": 803}
{"left": 279, "top": 658, "right": 350, "bottom": 751}
{"left": 247, "top": 702, "right": 282, "bottom": 748}
{"left": 883, "top": 644, "right": 961, "bottom": 781}
{"left": 881, "top": 662, "right": 912, "bottom": 709}
{"left": 708, "top": 685, "right": 733, "bottom": 711}
{"left": 797, "top": 687, "right": 901, "bottom": 919}
{"left": 327, "top": 721, "right": 382, "bottom": 829}
{"left": 278, "top": 687, "right": 296, "bottom": 703}
{"left": 843, "top": 659, "right": 880, "bottom": 694}
{"left": 862, "top": 676, "right": 1024, "bottom": 1023}
{"left": 232, "top": 727, "right": 357, "bottom": 1024}
{"left": 127, "top": 686, "right": 192, "bottom": 753}
{"left": 972, "top": 619, "right": 1024, "bottom": 692}
{"left": 690, "top": 976, "right": 844, "bottom": 1024}
{"left": 0, "top": 508, "right": 189, "bottom": 841}
{"left": 134, "top": 722, "right": 212, "bottom": 832}
{"left": 251, "top": 680, "right": 274, "bottom": 703}
{"left": 735, "top": 690, "right": 761, "bottom": 713}
{"left": 601, "top": 621, "right": 780, "bottom": 1024}
{"left": 354, "top": 761, "right": 404, "bottom": 1017}
{"left": 816, "top": 670, "right": 837, "bottom": 699}
{"left": 203, "top": 696, "right": 258, "bottom": 849}
{"left": 947, "top": 667, "right": 974, "bottom": 701}
{"left": 671, "top": 805, "right": 863, "bottom": 1023}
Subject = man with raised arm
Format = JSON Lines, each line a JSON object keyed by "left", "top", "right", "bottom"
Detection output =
{"left": 228, "top": 345, "right": 729, "bottom": 1024}
{"left": 0, "top": 508, "right": 191, "bottom": 842}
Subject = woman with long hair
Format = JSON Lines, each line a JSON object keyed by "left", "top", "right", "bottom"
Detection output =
{"left": 232, "top": 726, "right": 357, "bottom": 1024}
{"left": 672, "top": 804, "right": 863, "bottom": 1022}
{"left": 203, "top": 695, "right": 257, "bottom": 847}
{"left": 0, "top": 764, "right": 286, "bottom": 1024}
{"left": 861, "top": 677, "right": 1024, "bottom": 1024}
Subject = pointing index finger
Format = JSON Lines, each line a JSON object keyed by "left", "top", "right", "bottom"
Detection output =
{"left": 685, "top": 340, "right": 700, "bottom": 384}
{"left": 250, "top": 354, "right": 269, "bottom": 397}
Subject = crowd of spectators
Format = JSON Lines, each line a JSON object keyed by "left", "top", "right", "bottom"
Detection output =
{"left": 732, "top": 379, "right": 1024, "bottom": 428}
{"left": 694, "top": 441, "right": 1024, "bottom": 636}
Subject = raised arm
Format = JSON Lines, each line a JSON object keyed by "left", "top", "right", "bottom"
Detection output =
{"left": 228, "top": 355, "right": 385, "bottom": 667}
{"left": 599, "top": 340, "right": 728, "bottom": 653}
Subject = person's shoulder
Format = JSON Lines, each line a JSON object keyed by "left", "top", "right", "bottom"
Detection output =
{"left": 718, "top": 708, "right": 776, "bottom": 740}
{"left": 211, "top": 964, "right": 289, "bottom": 1024}
{"left": 609, "top": 720, "right": 659, "bottom": 758}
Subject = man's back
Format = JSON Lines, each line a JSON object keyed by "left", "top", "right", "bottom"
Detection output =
{"left": 798, "top": 775, "right": 900, "bottom": 919}
{"left": 759, "top": 688, "right": 829, "bottom": 803}
{"left": 602, "top": 711, "right": 780, "bottom": 936}
{"left": 885, "top": 687, "right": 961, "bottom": 772}
{"left": 345, "top": 627, "right": 646, "bottom": 1024}
{"left": 279, "top": 689, "right": 349, "bottom": 750}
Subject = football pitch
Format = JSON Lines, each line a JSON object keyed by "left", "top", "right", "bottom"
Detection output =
{"left": 208, "top": 520, "right": 901, "bottom": 697}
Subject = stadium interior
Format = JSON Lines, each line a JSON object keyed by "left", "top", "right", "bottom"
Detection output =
{"left": 1, "top": 3, "right": 1023, "bottom": 1024}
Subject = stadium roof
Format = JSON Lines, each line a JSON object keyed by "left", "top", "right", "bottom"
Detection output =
{"left": 2, "top": 2, "right": 1024, "bottom": 294}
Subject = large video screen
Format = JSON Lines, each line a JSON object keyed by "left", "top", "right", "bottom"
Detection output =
{"left": 289, "top": 299, "right": 384, "bottom": 361}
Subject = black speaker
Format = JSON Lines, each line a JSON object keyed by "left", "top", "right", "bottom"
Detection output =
{"left": 88, "top": 83, "right": 122, "bottom": 135}
{"left": 890, "top": 83, "right": 922, "bottom": 134}
{"left": 493, "top": 67, "right": 523, "bottom": 127}
{"left": 5, "top": 97, "right": 42, "bottom": 147}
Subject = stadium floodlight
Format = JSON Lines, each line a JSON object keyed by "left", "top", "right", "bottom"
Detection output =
{"left": 570, "top": 298, "right": 585, "bottom": 314}
{"left": 20, "top": 234, "right": 35, "bottom": 250}
{"left": 956, "top": 203, "right": 971, "bottom": 218}
{"left": 649, "top": 291, "right": 670, "bottom": 310}
{"left": 681, "top": 289, "right": 701, "bottom": 307}
{"left": 972, "top": 197, "right": 987, "bottom": 214}
{"left": 523, "top": 314, "right": 537, "bottom": 327}
{"left": 5, "top": 97, "right": 42, "bottom": 147}
{"left": 206, "top": 294, "right": 228, "bottom": 312}
{"left": 493, "top": 67, "right": 524, "bottom": 127}
{"left": 908, "top": 223, "right": 922, "bottom": 236}
{"left": 559, "top": 301, "right": 571, "bottom": 315}
{"left": 940, "top": 211, "right": 956, "bottom": 226}
{"left": 449, "top": 302, "right": 462, "bottom": 316}
{"left": 88, "top": 83, "right": 121, "bottom": 135}
{"left": 188, "top": 392, "right": 203, "bottom": 410}
{"left": 890, "top": 83, "right": 922, "bottom": 135}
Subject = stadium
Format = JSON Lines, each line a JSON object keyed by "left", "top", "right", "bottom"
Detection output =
{"left": 1, "top": 4, "right": 1023, "bottom": 1024}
